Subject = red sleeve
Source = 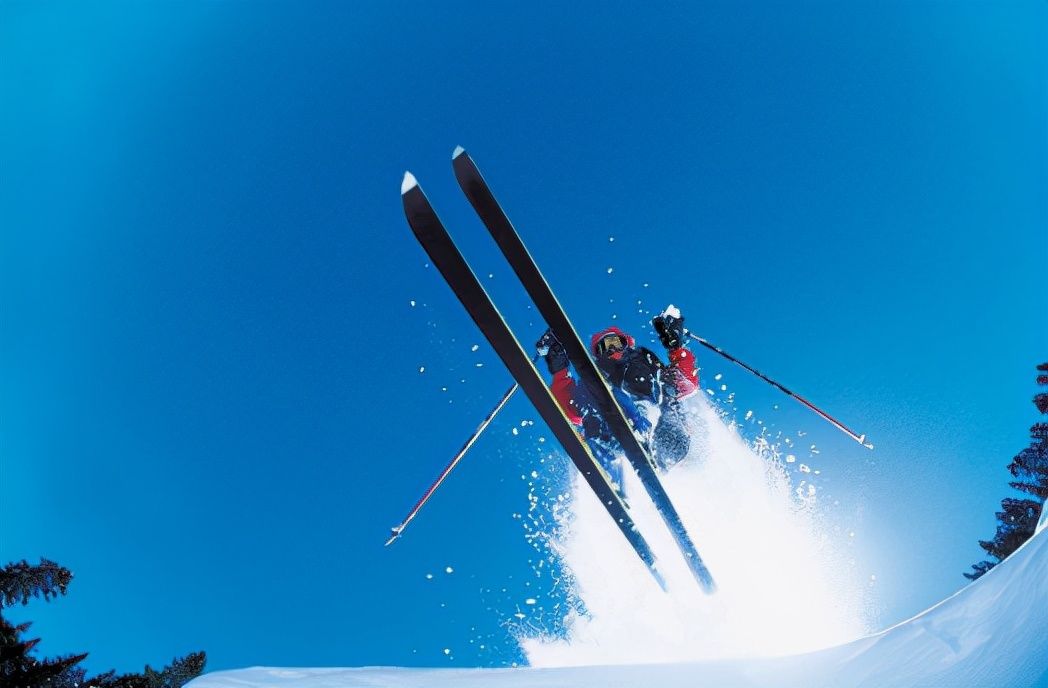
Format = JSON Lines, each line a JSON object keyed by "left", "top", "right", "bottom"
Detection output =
{"left": 551, "top": 369, "right": 583, "bottom": 425}
{"left": 668, "top": 347, "right": 699, "bottom": 399}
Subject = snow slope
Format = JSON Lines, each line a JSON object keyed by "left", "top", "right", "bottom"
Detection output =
{"left": 190, "top": 521, "right": 1048, "bottom": 688}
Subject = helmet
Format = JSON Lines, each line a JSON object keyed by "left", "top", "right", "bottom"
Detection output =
{"left": 590, "top": 326, "right": 635, "bottom": 357}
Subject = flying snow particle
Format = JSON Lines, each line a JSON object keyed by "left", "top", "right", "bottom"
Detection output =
{"left": 426, "top": 573, "right": 434, "bottom": 580}
{"left": 744, "top": 410, "right": 754, "bottom": 421}
{"left": 786, "top": 454, "right": 797, "bottom": 463}
{"left": 419, "top": 366, "right": 425, "bottom": 373}
{"left": 445, "top": 566, "right": 454, "bottom": 574}
{"left": 512, "top": 428, "right": 519, "bottom": 436}
{"left": 799, "top": 464, "right": 811, "bottom": 473}
{"left": 714, "top": 373, "right": 723, "bottom": 380}
{"left": 443, "top": 648, "right": 451, "bottom": 655}
{"left": 721, "top": 385, "right": 727, "bottom": 391}
{"left": 471, "top": 344, "right": 479, "bottom": 351}
{"left": 410, "top": 300, "right": 416, "bottom": 307}
{"left": 607, "top": 267, "right": 614, "bottom": 274}
{"left": 525, "top": 598, "right": 537, "bottom": 605}
{"left": 609, "top": 236, "right": 615, "bottom": 242}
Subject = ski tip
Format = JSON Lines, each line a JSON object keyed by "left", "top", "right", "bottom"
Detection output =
{"left": 401, "top": 171, "right": 418, "bottom": 195}
{"left": 651, "top": 566, "right": 668, "bottom": 593}
{"left": 452, "top": 145, "right": 466, "bottom": 159}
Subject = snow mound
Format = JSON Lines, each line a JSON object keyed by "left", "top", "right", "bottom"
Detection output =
{"left": 189, "top": 522, "right": 1048, "bottom": 687}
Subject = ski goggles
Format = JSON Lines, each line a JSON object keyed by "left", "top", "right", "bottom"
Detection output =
{"left": 595, "top": 333, "right": 626, "bottom": 357}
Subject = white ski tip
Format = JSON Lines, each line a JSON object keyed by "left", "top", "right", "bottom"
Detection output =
{"left": 452, "top": 145, "right": 466, "bottom": 159}
{"left": 401, "top": 171, "right": 418, "bottom": 195}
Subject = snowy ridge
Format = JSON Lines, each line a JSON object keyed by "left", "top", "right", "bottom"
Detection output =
{"left": 190, "top": 501, "right": 1048, "bottom": 687}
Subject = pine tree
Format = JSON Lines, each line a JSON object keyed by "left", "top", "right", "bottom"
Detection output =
{"left": 965, "top": 362, "right": 1048, "bottom": 581}
{"left": 0, "top": 559, "right": 205, "bottom": 688}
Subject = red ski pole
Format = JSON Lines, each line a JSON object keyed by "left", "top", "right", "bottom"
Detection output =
{"left": 687, "top": 332, "right": 873, "bottom": 449}
{"left": 386, "top": 359, "right": 537, "bottom": 546}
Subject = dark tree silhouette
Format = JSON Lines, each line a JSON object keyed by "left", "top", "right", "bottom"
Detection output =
{"left": 0, "top": 559, "right": 205, "bottom": 688}
{"left": 965, "top": 362, "right": 1048, "bottom": 581}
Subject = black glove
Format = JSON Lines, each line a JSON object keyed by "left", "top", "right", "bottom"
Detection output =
{"left": 652, "top": 305, "right": 686, "bottom": 350}
{"left": 536, "top": 328, "right": 569, "bottom": 374}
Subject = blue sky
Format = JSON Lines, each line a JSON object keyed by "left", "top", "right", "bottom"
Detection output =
{"left": 2, "top": 0, "right": 1046, "bottom": 676}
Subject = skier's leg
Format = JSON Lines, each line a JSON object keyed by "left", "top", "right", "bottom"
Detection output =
{"left": 588, "top": 438, "right": 625, "bottom": 497}
{"left": 653, "top": 401, "right": 691, "bottom": 470}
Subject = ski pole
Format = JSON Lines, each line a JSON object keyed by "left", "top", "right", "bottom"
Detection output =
{"left": 385, "top": 358, "right": 538, "bottom": 546}
{"left": 687, "top": 332, "right": 873, "bottom": 449}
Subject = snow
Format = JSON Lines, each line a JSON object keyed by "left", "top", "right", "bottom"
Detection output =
{"left": 1039, "top": 502, "right": 1048, "bottom": 535}
{"left": 187, "top": 521, "right": 1048, "bottom": 687}
{"left": 452, "top": 145, "right": 466, "bottom": 159}
{"left": 187, "top": 396, "right": 1048, "bottom": 688}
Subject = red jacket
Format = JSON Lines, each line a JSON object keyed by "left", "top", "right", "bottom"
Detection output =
{"left": 550, "top": 344, "right": 699, "bottom": 426}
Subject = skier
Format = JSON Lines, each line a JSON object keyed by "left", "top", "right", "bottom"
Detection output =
{"left": 536, "top": 305, "right": 699, "bottom": 476}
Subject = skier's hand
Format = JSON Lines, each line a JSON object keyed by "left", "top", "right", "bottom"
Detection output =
{"left": 653, "top": 305, "right": 687, "bottom": 350}
{"left": 536, "top": 328, "right": 569, "bottom": 374}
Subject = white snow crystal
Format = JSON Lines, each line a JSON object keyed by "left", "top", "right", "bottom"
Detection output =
{"left": 445, "top": 566, "right": 454, "bottom": 574}
{"left": 401, "top": 172, "right": 418, "bottom": 194}
{"left": 471, "top": 344, "right": 479, "bottom": 351}
{"left": 419, "top": 366, "right": 425, "bottom": 373}
{"left": 512, "top": 428, "right": 519, "bottom": 436}
{"left": 799, "top": 464, "right": 811, "bottom": 473}
{"left": 607, "top": 267, "right": 614, "bottom": 274}
{"left": 410, "top": 300, "right": 416, "bottom": 307}
{"left": 525, "top": 598, "right": 537, "bottom": 605}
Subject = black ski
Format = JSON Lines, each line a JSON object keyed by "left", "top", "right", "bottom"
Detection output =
{"left": 452, "top": 148, "right": 716, "bottom": 593}
{"left": 401, "top": 172, "right": 667, "bottom": 591}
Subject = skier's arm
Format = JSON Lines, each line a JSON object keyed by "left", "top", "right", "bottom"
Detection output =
{"left": 667, "top": 347, "right": 699, "bottom": 398}
{"left": 551, "top": 369, "right": 584, "bottom": 425}
{"left": 653, "top": 305, "right": 699, "bottom": 398}
{"left": 537, "top": 329, "right": 584, "bottom": 425}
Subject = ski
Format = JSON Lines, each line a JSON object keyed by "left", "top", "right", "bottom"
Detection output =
{"left": 452, "top": 148, "right": 716, "bottom": 593}
{"left": 401, "top": 171, "right": 667, "bottom": 591}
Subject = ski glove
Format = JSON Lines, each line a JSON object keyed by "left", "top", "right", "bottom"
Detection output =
{"left": 653, "top": 305, "right": 686, "bottom": 350}
{"left": 536, "top": 328, "right": 569, "bottom": 375}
